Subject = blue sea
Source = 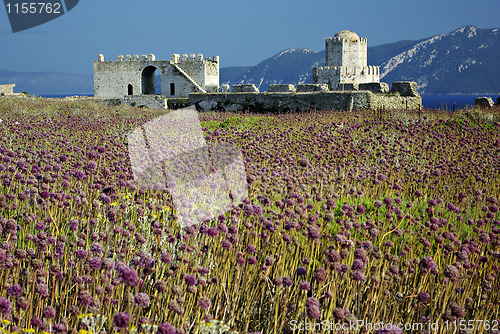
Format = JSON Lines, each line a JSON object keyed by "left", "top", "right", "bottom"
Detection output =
{"left": 39, "top": 93, "right": 499, "bottom": 110}
{"left": 421, "top": 94, "right": 498, "bottom": 110}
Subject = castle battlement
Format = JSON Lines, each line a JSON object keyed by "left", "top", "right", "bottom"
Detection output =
{"left": 93, "top": 52, "right": 220, "bottom": 99}
{"left": 171, "top": 53, "right": 219, "bottom": 64}
{"left": 315, "top": 30, "right": 380, "bottom": 90}
{"left": 327, "top": 36, "right": 367, "bottom": 44}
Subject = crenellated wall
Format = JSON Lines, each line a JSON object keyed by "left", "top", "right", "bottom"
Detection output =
{"left": 314, "top": 31, "right": 380, "bottom": 90}
{"left": 93, "top": 53, "right": 219, "bottom": 98}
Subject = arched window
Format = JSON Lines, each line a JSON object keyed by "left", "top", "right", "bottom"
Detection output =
{"left": 128, "top": 84, "right": 133, "bottom": 95}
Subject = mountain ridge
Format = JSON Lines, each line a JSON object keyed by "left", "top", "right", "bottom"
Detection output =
{"left": 222, "top": 25, "right": 500, "bottom": 94}
{"left": 1, "top": 26, "right": 498, "bottom": 95}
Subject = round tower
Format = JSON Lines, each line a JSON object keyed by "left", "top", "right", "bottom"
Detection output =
{"left": 325, "top": 30, "right": 367, "bottom": 68}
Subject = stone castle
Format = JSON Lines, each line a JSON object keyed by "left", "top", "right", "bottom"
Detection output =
{"left": 93, "top": 30, "right": 421, "bottom": 111}
{"left": 94, "top": 53, "right": 219, "bottom": 98}
{"left": 313, "top": 30, "right": 380, "bottom": 90}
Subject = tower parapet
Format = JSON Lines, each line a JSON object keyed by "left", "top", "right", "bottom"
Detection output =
{"left": 315, "top": 30, "right": 379, "bottom": 90}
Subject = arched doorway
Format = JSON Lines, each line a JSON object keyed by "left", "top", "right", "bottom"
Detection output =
{"left": 141, "top": 66, "right": 160, "bottom": 95}
{"left": 128, "top": 84, "right": 133, "bottom": 95}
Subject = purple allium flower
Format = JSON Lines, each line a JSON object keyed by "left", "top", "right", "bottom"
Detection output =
{"left": 352, "top": 271, "right": 366, "bottom": 281}
{"left": 86, "top": 161, "right": 98, "bottom": 171}
{"left": 352, "top": 259, "right": 365, "bottom": 271}
{"left": 307, "top": 225, "right": 321, "bottom": 240}
{"left": 248, "top": 256, "right": 257, "bottom": 265}
{"left": 299, "top": 281, "right": 311, "bottom": 291}
{"left": 332, "top": 307, "right": 348, "bottom": 320}
{"left": 31, "top": 316, "right": 43, "bottom": 329}
{"left": 185, "top": 274, "right": 197, "bottom": 286}
{"left": 447, "top": 203, "right": 457, "bottom": 212}
{"left": 69, "top": 218, "right": 79, "bottom": 231}
{"left": 207, "top": 227, "right": 219, "bottom": 237}
{"left": 296, "top": 267, "right": 307, "bottom": 276}
{"left": 272, "top": 276, "right": 283, "bottom": 286}
{"left": 157, "top": 322, "right": 176, "bottom": 334}
{"left": 198, "top": 297, "right": 211, "bottom": 311}
{"left": 89, "top": 257, "right": 102, "bottom": 270}
{"left": 35, "top": 282, "right": 49, "bottom": 298}
{"left": 314, "top": 267, "right": 327, "bottom": 283}
{"left": 42, "top": 305, "right": 56, "bottom": 319}
{"left": 171, "top": 285, "right": 182, "bottom": 296}
{"left": 305, "top": 297, "right": 321, "bottom": 319}
{"left": 417, "top": 291, "right": 431, "bottom": 304}
{"left": 449, "top": 302, "right": 466, "bottom": 318}
{"left": 0, "top": 297, "right": 12, "bottom": 314}
{"left": 155, "top": 280, "right": 167, "bottom": 292}
{"left": 113, "top": 312, "right": 129, "bottom": 328}
{"left": 7, "top": 284, "right": 22, "bottom": 297}
{"left": 167, "top": 300, "right": 184, "bottom": 314}
{"left": 118, "top": 265, "right": 138, "bottom": 286}
{"left": 78, "top": 290, "right": 93, "bottom": 307}
{"left": 354, "top": 248, "right": 367, "bottom": 261}
{"left": 282, "top": 276, "right": 293, "bottom": 287}
{"left": 222, "top": 239, "right": 232, "bottom": 250}
{"left": 102, "top": 258, "right": 114, "bottom": 270}
{"left": 161, "top": 252, "right": 172, "bottom": 264}
{"left": 389, "top": 265, "right": 399, "bottom": 275}
{"left": 134, "top": 293, "right": 150, "bottom": 308}
{"left": 74, "top": 170, "right": 86, "bottom": 180}
{"left": 53, "top": 322, "right": 66, "bottom": 333}
{"left": 246, "top": 244, "right": 256, "bottom": 254}
{"left": 265, "top": 256, "right": 275, "bottom": 266}
{"left": 75, "top": 249, "right": 88, "bottom": 260}
{"left": 444, "top": 265, "right": 460, "bottom": 282}
{"left": 90, "top": 242, "right": 104, "bottom": 254}
{"left": 420, "top": 256, "right": 438, "bottom": 271}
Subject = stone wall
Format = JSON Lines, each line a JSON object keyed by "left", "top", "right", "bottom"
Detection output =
{"left": 121, "top": 95, "right": 168, "bottom": 109}
{"left": 268, "top": 84, "right": 296, "bottom": 92}
{"left": 93, "top": 53, "right": 219, "bottom": 98}
{"left": 189, "top": 90, "right": 422, "bottom": 112}
{"left": 0, "top": 84, "right": 15, "bottom": 96}
{"left": 369, "top": 94, "right": 422, "bottom": 111}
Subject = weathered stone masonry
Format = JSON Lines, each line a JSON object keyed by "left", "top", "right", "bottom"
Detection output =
{"left": 189, "top": 86, "right": 422, "bottom": 113}
{"left": 92, "top": 30, "right": 422, "bottom": 111}
{"left": 0, "top": 84, "right": 15, "bottom": 96}
{"left": 93, "top": 53, "right": 219, "bottom": 99}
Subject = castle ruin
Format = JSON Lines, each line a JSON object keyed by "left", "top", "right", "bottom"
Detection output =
{"left": 92, "top": 30, "right": 421, "bottom": 111}
{"left": 93, "top": 53, "right": 219, "bottom": 99}
{"left": 313, "top": 30, "right": 380, "bottom": 90}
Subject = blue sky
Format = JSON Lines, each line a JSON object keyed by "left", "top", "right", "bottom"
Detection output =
{"left": 1, "top": 0, "right": 499, "bottom": 75}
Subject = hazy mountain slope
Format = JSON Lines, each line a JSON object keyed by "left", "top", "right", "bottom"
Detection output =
{"left": 0, "top": 70, "right": 93, "bottom": 95}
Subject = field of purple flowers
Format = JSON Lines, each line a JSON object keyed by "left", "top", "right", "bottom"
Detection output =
{"left": 0, "top": 96, "right": 499, "bottom": 334}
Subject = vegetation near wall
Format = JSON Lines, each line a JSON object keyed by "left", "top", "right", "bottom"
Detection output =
{"left": 0, "top": 97, "right": 499, "bottom": 333}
